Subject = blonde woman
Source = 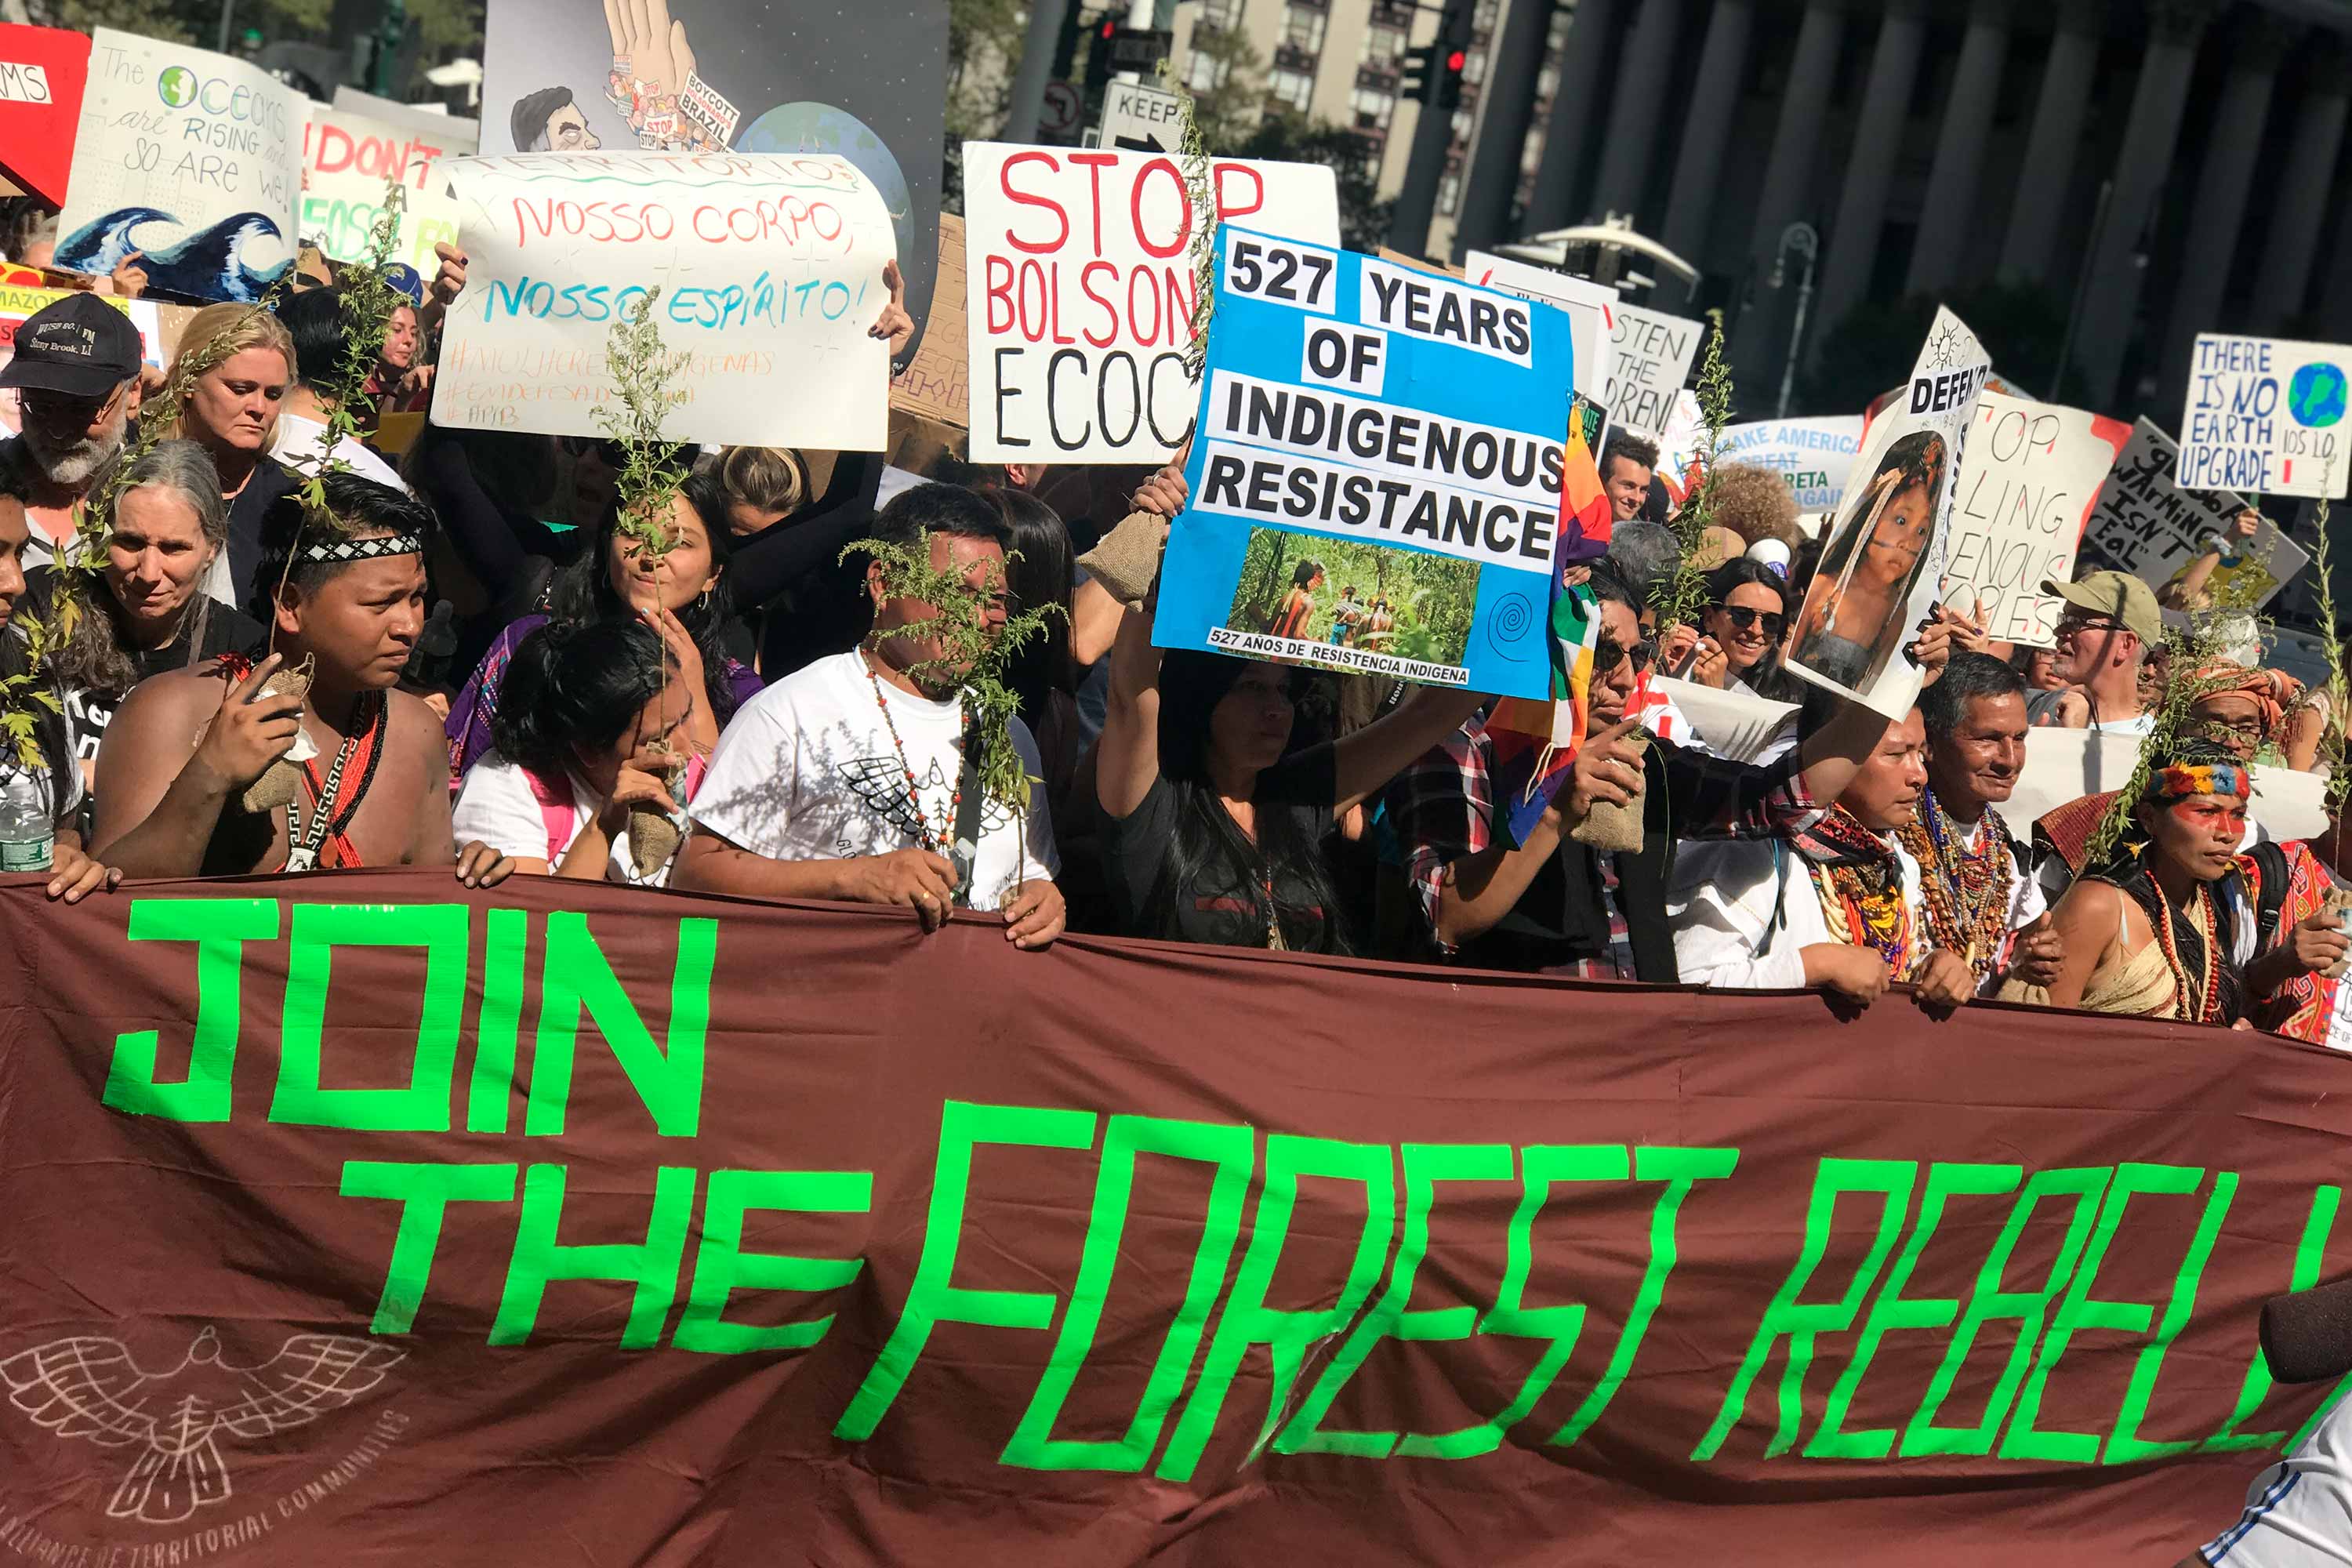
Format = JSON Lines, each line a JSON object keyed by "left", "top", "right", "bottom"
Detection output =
{"left": 159, "top": 301, "right": 302, "bottom": 612}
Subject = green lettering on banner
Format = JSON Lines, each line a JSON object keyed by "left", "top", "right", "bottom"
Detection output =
{"left": 1806, "top": 1161, "right": 2024, "bottom": 1460}
{"left": 101, "top": 897, "right": 280, "bottom": 1122}
{"left": 466, "top": 908, "right": 530, "bottom": 1133}
{"left": 1692, "top": 1158, "right": 1918, "bottom": 1461}
{"left": 269, "top": 903, "right": 470, "bottom": 1131}
{"left": 2003, "top": 1162, "right": 2205, "bottom": 1462}
{"left": 2101, "top": 1170, "right": 2239, "bottom": 1461}
{"left": 835, "top": 1102, "right": 1099, "bottom": 1442}
{"left": 1901, "top": 1165, "right": 2110, "bottom": 1457}
{"left": 524, "top": 913, "right": 717, "bottom": 1137}
{"left": 1274, "top": 1141, "right": 1519, "bottom": 1460}
{"left": 1156, "top": 1135, "right": 1397, "bottom": 1482}
{"left": 1000, "top": 1115, "right": 1254, "bottom": 1472}
{"left": 672, "top": 1169, "right": 873, "bottom": 1354}
{"left": 339, "top": 1160, "right": 520, "bottom": 1334}
{"left": 1548, "top": 1145, "right": 1741, "bottom": 1446}
{"left": 489, "top": 1163, "right": 697, "bottom": 1347}
{"left": 2205, "top": 1185, "right": 2343, "bottom": 1453}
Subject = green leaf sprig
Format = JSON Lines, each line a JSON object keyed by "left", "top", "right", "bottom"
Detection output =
{"left": 1649, "top": 309, "right": 1733, "bottom": 641}
{"left": 840, "top": 535, "right": 1064, "bottom": 820}
{"left": 1160, "top": 60, "right": 1218, "bottom": 383}
{"left": 593, "top": 288, "right": 691, "bottom": 564}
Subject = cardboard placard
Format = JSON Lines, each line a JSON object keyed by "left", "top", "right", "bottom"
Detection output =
{"left": 2180, "top": 332, "right": 2352, "bottom": 499}
{"left": 300, "top": 103, "right": 473, "bottom": 270}
{"left": 2084, "top": 417, "right": 2309, "bottom": 611}
{"left": 0, "top": 23, "right": 91, "bottom": 210}
{"left": 1938, "top": 393, "right": 2131, "bottom": 646}
{"left": 55, "top": 29, "right": 303, "bottom": 302}
{"left": 429, "top": 151, "right": 896, "bottom": 448}
{"left": 1787, "top": 307, "right": 1991, "bottom": 717}
{"left": 1153, "top": 228, "right": 1575, "bottom": 698}
{"left": 887, "top": 212, "right": 966, "bottom": 428}
{"left": 961, "top": 144, "right": 1339, "bottom": 464}
{"left": 1600, "top": 301, "right": 1702, "bottom": 442}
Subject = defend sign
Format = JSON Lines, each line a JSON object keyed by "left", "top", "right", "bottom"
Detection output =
{"left": 961, "top": 143, "right": 1339, "bottom": 463}
{"left": 1155, "top": 228, "right": 1573, "bottom": 697}
{"left": 2179, "top": 332, "right": 2352, "bottom": 499}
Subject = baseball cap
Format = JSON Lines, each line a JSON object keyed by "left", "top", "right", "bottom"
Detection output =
{"left": 2042, "top": 569, "right": 2162, "bottom": 646}
{"left": 0, "top": 293, "right": 143, "bottom": 399}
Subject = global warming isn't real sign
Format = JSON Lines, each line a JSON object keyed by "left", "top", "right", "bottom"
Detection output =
{"left": 2177, "top": 332, "right": 2352, "bottom": 500}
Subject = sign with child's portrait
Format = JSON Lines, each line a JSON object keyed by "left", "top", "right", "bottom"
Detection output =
{"left": 1787, "top": 307, "right": 1990, "bottom": 719}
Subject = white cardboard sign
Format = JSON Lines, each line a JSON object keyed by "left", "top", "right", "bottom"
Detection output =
{"left": 55, "top": 29, "right": 304, "bottom": 301}
{"left": 2179, "top": 332, "right": 2352, "bottom": 499}
{"left": 961, "top": 143, "right": 1339, "bottom": 464}
{"left": 1939, "top": 393, "right": 2130, "bottom": 647}
{"left": 1463, "top": 249, "right": 1608, "bottom": 408}
{"left": 301, "top": 103, "right": 470, "bottom": 270}
{"left": 430, "top": 151, "right": 897, "bottom": 448}
{"left": 1599, "top": 301, "right": 1701, "bottom": 441}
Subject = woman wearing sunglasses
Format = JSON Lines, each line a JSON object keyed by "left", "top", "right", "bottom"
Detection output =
{"left": 1668, "top": 560, "right": 1793, "bottom": 694}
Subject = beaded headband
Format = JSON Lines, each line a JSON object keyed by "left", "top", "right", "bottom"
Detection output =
{"left": 298, "top": 532, "right": 423, "bottom": 564}
{"left": 2145, "top": 762, "right": 2251, "bottom": 804}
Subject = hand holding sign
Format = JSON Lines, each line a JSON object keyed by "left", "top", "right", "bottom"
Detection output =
{"left": 604, "top": 0, "right": 698, "bottom": 141}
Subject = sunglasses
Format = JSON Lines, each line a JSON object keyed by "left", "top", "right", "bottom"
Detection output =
{"left": 2055, "top": 615, "right": 2125, "bottom": 641}
{"left": 1596, "top": 637, "right": 1656, "bottom": 675}
{"left": 1713, "top": 604, "right": 1787, "bottom": 638}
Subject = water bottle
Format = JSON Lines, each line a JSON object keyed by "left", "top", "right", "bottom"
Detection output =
{"left": 0, "top": 767, "right": 50, "bottom": 873}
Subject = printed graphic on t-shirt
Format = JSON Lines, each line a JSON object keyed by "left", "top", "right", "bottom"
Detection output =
{"left": 833, "top": 752, "right": 1014, "bottom": 855}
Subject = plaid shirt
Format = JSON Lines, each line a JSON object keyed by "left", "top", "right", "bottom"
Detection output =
{"left": 1388, "top": 712, "right": 1823, "bottom": 962}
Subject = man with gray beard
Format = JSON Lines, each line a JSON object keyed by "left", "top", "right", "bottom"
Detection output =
{"left": 0, "top": 293, "right": 143, "bottom": 572}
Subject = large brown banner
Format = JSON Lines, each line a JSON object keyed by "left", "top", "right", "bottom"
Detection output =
{"left": 4, "top": 872, "right": 2351, "bottom": 1565}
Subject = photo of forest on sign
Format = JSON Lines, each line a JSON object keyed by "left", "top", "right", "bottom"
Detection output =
{"left": 1225, "top": 529, "right": 1481, "bottom": 666}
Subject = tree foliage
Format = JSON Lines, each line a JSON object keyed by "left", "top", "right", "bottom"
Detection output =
{"left": 1225, "top": 530, "right": 1478, "bottom": 666}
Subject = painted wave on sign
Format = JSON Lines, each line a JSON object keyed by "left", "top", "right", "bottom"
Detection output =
{"left": 55, "top": 207, "right": 293, "bottom": 303}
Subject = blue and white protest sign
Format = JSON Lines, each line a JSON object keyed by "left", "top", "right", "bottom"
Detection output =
{"left": 2179, "top": 332, "right": 2352, "bottom": 499}
{"left": 1152, "top": 230, "right": 1577, "bottom": 698}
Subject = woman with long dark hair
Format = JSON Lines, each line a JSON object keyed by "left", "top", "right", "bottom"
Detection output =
{"left": 1668, "top": 558, "right": 1795, "bottom": 697}
{"left": 1097, "top": 601, "right": 1483, "bottom": 951}
{"left": 451, "top": 619, "right": 699, "bottom": 884}
{"left": 444, "top": 469, "right": 754, "bottom": 781}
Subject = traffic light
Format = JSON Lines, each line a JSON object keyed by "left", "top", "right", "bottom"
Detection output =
{"left": 1085, "top": 16, "right": 1117, "bottom": 98}
{"left": 1401, "top": 42, "right": 1435, "bottom": 100}
{"left": 1405, "top": 1, "right": 1472, "bottom": 110}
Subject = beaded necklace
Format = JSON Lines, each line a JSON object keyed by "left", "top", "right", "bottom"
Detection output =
{"left": 862, "top": 655, "right": 959, "bottom": 858}
{"left": 1903, "top": 788, "right": 2013, "bottom": 980}
{"left": 1813, "top": 857, "right": 1916, "bottom": 978}
{"left": 2151, "top": 884, "right": 2222, "bottom": 1024}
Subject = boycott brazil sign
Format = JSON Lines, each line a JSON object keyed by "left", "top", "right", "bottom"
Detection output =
{"left": 2, "top": 873, "right": 2350, "bottom": 1564}
{"left": 1156, "top": 230, "right": 1573, "bottom": 698}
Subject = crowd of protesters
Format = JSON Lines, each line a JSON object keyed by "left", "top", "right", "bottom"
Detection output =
{"left": 3, "top": 211, "right": 2351, "bottom": 1053}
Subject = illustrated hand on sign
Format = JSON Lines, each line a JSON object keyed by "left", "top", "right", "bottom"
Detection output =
{"left": 603, "top": 0, "right": 698, "bottom": 144}
{"left": 869, "top": 261, "right": 915, "bottom": 357}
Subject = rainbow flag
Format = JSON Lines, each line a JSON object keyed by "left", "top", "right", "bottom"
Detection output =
{"left": 1485, "top": 423, "right": 1617, "bottom": 845}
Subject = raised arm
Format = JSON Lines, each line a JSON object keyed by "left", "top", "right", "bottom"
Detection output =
{"left": 1095, "top": 601, "right": 1163, "bottom": 821}
{"left": 721, "top": 451, "right": 884, "bottom": 609}
{"left": 1328, "top": 684, "right": 1490, "bottom": 815}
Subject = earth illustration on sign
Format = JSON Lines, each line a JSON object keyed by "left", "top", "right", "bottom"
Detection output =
{"left": 2289, "top": 361, "right": 2348, "bottom": 428}
{"left": 158, "top": 66, "right": 197, "bottom": 107}
{"left": 738, "top": 103, "right": 913, "bottom": 287}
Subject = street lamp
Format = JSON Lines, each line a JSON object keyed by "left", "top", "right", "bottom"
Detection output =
{"left": 1770, "top": 222, "right": 1818, "bottom": 422}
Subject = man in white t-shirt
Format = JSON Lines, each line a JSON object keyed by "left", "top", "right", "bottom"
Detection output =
{"left": 269, "top": 288, "right": 409, "bottom": 494}
{"left": 674, "top": 483, "right": 1066, "bottom": 946}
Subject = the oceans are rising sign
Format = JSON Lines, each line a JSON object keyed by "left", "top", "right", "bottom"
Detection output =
{"left": 54, "top": 28, "right": 303, "bottom": 302}
{"left": 960, "top": 144, "right": 1339, "bottom": 464}
{"left": 1155, "top": 229, "right": 1572, "bottom": 698}
{"left": 430, "top": 151, "right": 897, "bottom": 448}
{"left": 1939, "top": 393, "right": 2130, "bottom": 646}
{"left": 301, "top": 103, "right": 473, "bottom": 270}
{"left": 2178, "top": 332, "right": 2352, "bottom": 499}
